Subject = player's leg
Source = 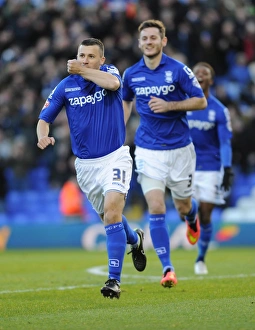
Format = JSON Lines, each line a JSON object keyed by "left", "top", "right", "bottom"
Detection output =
{"left": 193, "top": 171, "right": 224, "bottom": 274}
{"left": 194, "top": 201, "right": 214, "bottom": 275}
{"left": 170, "top": 143, "right": 200, "bottom": 245}
{"left": 100, "top": 191, "right": 126, "bottom": 299}
{"left": 74, "top": 152, "right": 126, "bottom": 298}
{"left": 125, "top": 218, "right": 147, "bottom": 272}
{"left": 135, "top": 147, "right": 176, "bottom": 287}
{"left": 141, "top": 175, "right": 177, "bottom": 287}
{"left": 100, "top": 146, "right": 146, "bottom": 297}
{"left": 173, "top": 196, "right": 200, "bottom": 245}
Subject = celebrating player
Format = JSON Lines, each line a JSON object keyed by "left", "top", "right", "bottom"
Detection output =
{"left": 188, "top": 62, "right": 233, "bottom": 275}
{"left": 36, "top": 38, "right": 147, "bottom": 299}
{"left": 122, "top": 20, "right": 207, "bottom": 288}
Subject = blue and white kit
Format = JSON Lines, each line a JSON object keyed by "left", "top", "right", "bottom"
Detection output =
{"left": 39, "top": 64, "right": 125, "bottom": 159}
{"left": 187, "top": 94, "right": 232, "bottom": 171}
{"left": 122, "top": 53, "right": 205, "bottom": 150}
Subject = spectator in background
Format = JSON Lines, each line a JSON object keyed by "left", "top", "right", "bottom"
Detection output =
{"left": 0, "top": 162, "right": 7, "bottom": 212}
{"left": 5, "top": 136, "right": 36, "bottom": 191}
{"left": 188, "top": 62, "right": 233, "bottom": 275}
{"left": 0, "top": 0, "right": 254, "bottom": 214}
{"left": 59, "top": 175, "right": 85, "bottom": 222}
{"left": 228, "top": 52, "right": 251, "bottom": 86}
{"left": 59, "top": 155, "right": 86, "bottom": 222}
{"left": 0, "top": 128, "right": 12, "bottom": 212}
{"left": 243, "top": 19, "right": 255, "bottom": 62}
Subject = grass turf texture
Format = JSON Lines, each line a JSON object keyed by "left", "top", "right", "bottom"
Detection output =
{"left": 0, "top": 247, "right": 254, "bottom": 330}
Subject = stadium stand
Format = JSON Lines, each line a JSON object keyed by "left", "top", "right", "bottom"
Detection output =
{"left": 0, "top": 0, "right": 255, "bottom": 224}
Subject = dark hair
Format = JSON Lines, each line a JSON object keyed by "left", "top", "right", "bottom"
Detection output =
{"left": 138, "top": 20, "right": 166, "bottom": 39}
{"left": 193, "top": 62, "right": 215, "bottom": 79}
{"left": 80, "top": 38, "right": 104, "bottom": 56}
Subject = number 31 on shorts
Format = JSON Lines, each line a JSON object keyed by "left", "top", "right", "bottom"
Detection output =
{"left": 113, "top": 168, "right": 126, "bottom": 184}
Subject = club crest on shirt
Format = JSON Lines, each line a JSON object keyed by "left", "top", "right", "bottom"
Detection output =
{"left": 208, "top": 110, "right": 216, "bottom": 121}
{"left": 165, "top": 71, "right": 173, "bottom": 83}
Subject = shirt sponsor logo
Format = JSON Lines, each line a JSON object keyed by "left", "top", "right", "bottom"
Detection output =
{"left": 68, "top": 89, "right": 107, "bottom": 106}
{"left": 135, "top": 85, "right": 175, "bottom": 96}
{"left": 188, "top": 119, "right": 215, "bottom": 130}
{"left": 132, "top": 77, "right": 146, "bottom": 82}
{"left": 65, "top": 87, "right": 81, "bottom": 92}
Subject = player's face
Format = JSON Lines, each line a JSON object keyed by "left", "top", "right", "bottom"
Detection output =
{"left": 138, "top": 27, "right": 167, "bottom": 59}
{"left": 193, "top": 65, "right": 213, "bottom": 92}
{"left": 77, "top": 45, "right": 105, "bottom": 69}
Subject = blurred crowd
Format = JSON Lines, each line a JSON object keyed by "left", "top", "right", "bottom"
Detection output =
{"left": 0, "top": 0, "right": 255, "bottom": 211}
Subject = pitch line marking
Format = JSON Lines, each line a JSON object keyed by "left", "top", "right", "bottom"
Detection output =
{"left": 87, "top": 264, "right": 255, "bottom": 282}
{"left": 0, "top": 284, "right": 97, "bottom": 295}
{"left": 0, "top": 265, "right": 254, "bottom": 295}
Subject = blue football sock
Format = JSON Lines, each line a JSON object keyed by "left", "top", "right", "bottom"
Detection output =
{"left": 185, "top": 198, "right": 198, "bottom": 224}
{"left": 149, "top": 214, "right": 174, "bottom": 272}
{"left": 196, "top": 223, "right": 212, "bottom": 262}
{"left": 122, "top": 215, "right": 138, "bottom": 245}
{"left": 105, "top": 222, "right": 127, "bottom": 283}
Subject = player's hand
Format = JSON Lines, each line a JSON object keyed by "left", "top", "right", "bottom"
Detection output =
{"left": 221, "top": 167, "right": 234, "bottom": 191}
{"left": 67, "top": 59, "right": 83, "bottom": 74}
{"left": 148, "top": 96, "right": 169, "bottom": 113}
{"left": 37, "top": 136, "right": 55, "bottom": 150}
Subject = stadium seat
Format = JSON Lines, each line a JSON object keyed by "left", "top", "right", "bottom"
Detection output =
{"left": 11, "top": 213, "right": 30, "bottom": 225}
{"left": 236, "top": 196, "right": 255, "bottom": 210}
{"left": 5, "top": 191, "right": 26, "bottom": 214}
{"left": 28, "top": 167, "right": 50, "bottom": 191}
{"left": 229, "top": 185, "right": 252, "bottom": 206}
{"left": 221, "top": 207, "right": 244, "bottom": 223}
{"left": 0, "top": 213, "right": 9, "bottom": 225}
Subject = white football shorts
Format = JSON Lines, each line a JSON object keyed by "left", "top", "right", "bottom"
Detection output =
{"left": 74, "top": 145, "right": 133, "bottom": 214}
{"left": 134, "top": 143, "right": 196, "bottom": 199}
{"left": 193, "top": 170, "right": 225, "bottom": 205}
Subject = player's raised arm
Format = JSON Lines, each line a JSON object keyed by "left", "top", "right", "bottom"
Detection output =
{"left": 67, "top": 38, "right": 120, "bottom": 91}
{"left": 67, "top": 60, "right": 120, "bottom": 91}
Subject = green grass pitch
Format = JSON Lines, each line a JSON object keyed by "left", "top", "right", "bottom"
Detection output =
{"left": 1, "top": 247, "right": 254, "bottom": 330}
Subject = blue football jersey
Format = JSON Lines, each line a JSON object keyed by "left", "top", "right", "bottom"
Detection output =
{"left": 122, "top": 53, "right": 205, "bottom": 150}
{"left": 39, "top": 64, "right": 125, "bottom": 159}
{"left": 187, "top": 94, "right": 233, "bottom": 171}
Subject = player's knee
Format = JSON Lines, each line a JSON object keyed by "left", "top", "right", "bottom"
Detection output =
{"left": 175, "top": 200, "right": 191, "bottom": 216}
{"left": 103, "top": 207, "right": 122, "bottom": 225}
{"left": 148, "top": 200, "right": 166, "bottom": 214}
